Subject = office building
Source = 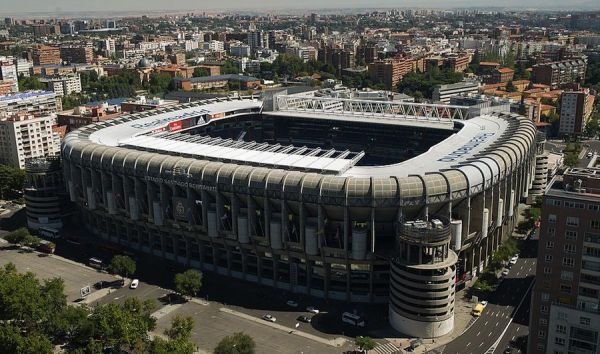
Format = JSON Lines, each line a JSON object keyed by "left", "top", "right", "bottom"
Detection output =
{"left": 559, "top": 90, "right": 595, "bottom": 136}
{"left": 0, "top": 112, "right": 61, "bottom": 169}
{"left": 432, "top": 81, "right": 480, "bottom": 104}
{"left": 528, "top": 167, "right": 600, "bottom": 354}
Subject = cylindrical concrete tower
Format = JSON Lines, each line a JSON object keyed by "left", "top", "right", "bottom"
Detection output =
{"left": 389, "top": 217, "right": 457, "bottom": 338}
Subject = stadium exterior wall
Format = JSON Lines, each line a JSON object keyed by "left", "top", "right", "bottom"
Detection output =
{"left": 61, "top": 96, "right": 537, "bottom": 338}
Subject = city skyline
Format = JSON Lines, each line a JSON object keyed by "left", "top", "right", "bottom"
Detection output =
{"left": 2, "top": 0, "right": 600, "bottom": 16}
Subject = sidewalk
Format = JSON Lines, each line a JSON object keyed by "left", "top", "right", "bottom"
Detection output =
{"left": 219, "top": 307, "right": 347, "bottom": 348}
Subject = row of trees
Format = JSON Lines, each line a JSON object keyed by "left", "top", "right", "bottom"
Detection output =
{"left": 0, "top": 259, "right": 257, "bottom": 354}
{"left": 474, "top": 237, "right": 520, "bottom": 295}
{"left": 4, "top": 227, "right": 43, "bottom": 248}
{"left": 0, "top": 262, "right": 198, "bottom": 354}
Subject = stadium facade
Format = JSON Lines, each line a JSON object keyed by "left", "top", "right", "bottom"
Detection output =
{"left": 62, "top": 93, "right": 538, "bottom": 338}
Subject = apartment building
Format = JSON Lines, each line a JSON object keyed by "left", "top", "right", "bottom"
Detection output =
{"left": 528, "top": 167, "right": 600, "bottom": 354}
{"left": 287, "top": 46, "right": 318, "bottom": 62}
{"left": 0, "top": 91, "right": 61, "bottom": 116}
{"left": 368, "top": 58, "right": 413, "bottom": 89}
{"left": 60, "top": 46, "right": 94, "bottom": 64}
{"left": 559, "top": 90, "right": 595, "bottom": 136}
{"left": 492, "top": 67, "right": 515, "bottom": 84}
{"left": 40, "top": 74, "right": 82, "bottom": 96}
{"left": 32, "top": 45, "right": 61, "bottom": 66}
{"left": 532, "top": 59, "right": 588, "bottom": 88}
{"left": 432, "top": 81, "right": 480, "bottom": 103}
{"left": 0, "top": 56, "right": 18, "bottom": 92}
{"left": 0, "top": 113, "right": 61, "bottom": 169}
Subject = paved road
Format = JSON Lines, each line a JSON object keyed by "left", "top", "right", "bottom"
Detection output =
{"left": 437, "top": 239, "right": 537, "bottom": 354}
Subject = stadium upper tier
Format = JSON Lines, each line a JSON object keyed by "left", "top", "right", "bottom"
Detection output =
{"left": 63, "top": 95, "right": 536, "bottom": 205}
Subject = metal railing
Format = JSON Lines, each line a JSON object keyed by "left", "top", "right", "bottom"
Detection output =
{"left": 275, "top": 95, "right": 471, "bottom": 122}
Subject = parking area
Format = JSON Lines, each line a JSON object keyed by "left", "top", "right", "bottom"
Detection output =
{"left": 0, "top": 246, "right": 117, "bottom": 302}
{"left": 154, "top": 301, "right": 351, "bottom": 354}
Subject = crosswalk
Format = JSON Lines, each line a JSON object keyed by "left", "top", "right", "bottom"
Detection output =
{"left": 373, "top": 341, "right": 401, "bottom": 354}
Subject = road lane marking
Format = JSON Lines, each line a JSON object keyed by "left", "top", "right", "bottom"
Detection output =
{"left": 484, "top": 278, "right": 536, "bottom": 354}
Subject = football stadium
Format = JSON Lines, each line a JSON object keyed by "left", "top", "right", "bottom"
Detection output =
{"left": 62, "top": 92, "right": 538, "bottom": 337}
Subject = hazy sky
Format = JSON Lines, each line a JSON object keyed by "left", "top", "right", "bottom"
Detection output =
{"left": 1, "top": 0, "right": 598, "bottom": 15}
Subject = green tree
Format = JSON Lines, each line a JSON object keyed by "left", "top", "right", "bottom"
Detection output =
{"left": 18, "top": 74, "right": 44, "bottom": 91}
{"left": 355, "top": 336, "right": 376, "bottom": 353}
{"left": 222, "top": 60, "right": 241, "bottom": 75}
{"left": 3, "top": 228, "right": 42, "bottom": 248}
{"left": 150, "top": 316, "right": 196, "bottom": 354}
{"left": 147, "top": 72, "right": 173, "bottom": 95}
{"left": 174, "top": 269, "right": 202, "bottom": 299}
{"left": 192, "top": 67, "right": 210, "bottom": 77}
{"left": 214, "top": 332, "right": 255, "bottom": 354}
{"left": 90, "top": 297, "right": 156, "bottom": 351}
{"left": 0, "top": 324, "right": 53, "bottom": 354}
{"left": 108, "top": 255, "right": 137, "bottom": 282}
{"left": 0, "top": 164, "right": 26, "bottom": 198}
{"left": 584, "top": 113, "right": 599, "bottom": 138}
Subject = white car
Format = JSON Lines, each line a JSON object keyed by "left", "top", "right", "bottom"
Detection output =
{"left": 587, "top": 152, "right": 593, "bottom": 158}
{"left": 480, "top": 301, "right": 488, "bottom": 308}
{"left": 509, "top": 256, "right": 518, "bottom": 265}
{"left": 130, "top": 279, "right": 139, "bottom": 289}
{"left": 306, "top": 306, "right": 319, "bottom": 314}
{"left": 286, "top": 300, "right": 299, "bottom": 307}
{"left": 262, "top": 314, "right": 276, "bottom": 322}
{"left": 501, "top": 269, "right": 509, "bottom": 276}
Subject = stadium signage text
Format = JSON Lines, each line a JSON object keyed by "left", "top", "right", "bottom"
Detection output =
{"left": 145, "top": 176, "right": 217, "bottom": 192}
{"left": 130, "top": 109, "right": 209, "bottom": 130}
{"left": 437, "top": 133, "right": 495, "bottom": 162}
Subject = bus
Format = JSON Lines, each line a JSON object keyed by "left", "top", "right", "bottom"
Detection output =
{"left": 38, "top": 227, "right": 61, "bottom": 239}
{"left": 88, "top": 257, "right": 104, "bottom": 270}
{"left": 342, "top": 312, "right": 366, "bottom": 327}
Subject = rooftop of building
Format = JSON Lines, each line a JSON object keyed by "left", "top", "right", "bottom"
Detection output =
{"left": 0, "top": 90, "right": 55, "bottom": 103}
{"left": 175, "top": 74, "right": 260, "bottom": 83}
{"left": 547, "top": 167, "right": 600, "bottom": 199}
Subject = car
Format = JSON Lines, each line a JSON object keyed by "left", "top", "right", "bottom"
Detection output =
{"left": 503, "top": 347, "right": 513, "bottom": 354}
{"left": 501, "top": 269, "right": 509, "bottom": 276}
{"left": 286, "top": 300, "right": 299, "bottom": 307}
{"left": 480, "top": 301, "right": 488, "bottom": 308}
{"left": 509, "top": 256, "right": 518, "bottom": 265}
{"left": 130, "top": 279, "right": 139, "bottom": 289}
{"left": 262, "top": 314, "right": 276, "bottom": 322}
{"left": 471, "top": 303, "right": 484, "bottom": 317}
{"left": 587, "top": 152, "right": 593, "bottom": 158}
{"left": 93, "top": 281, "right": 105, "bottom": 290}
{"left": 297, "top": 315, "right": 311, "bottom": 323}
{"left": 306, "top": 306, "right": 319, "bottom": 314}
{"left": 514, "top": 253, "right": 519, "bottom": 259}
